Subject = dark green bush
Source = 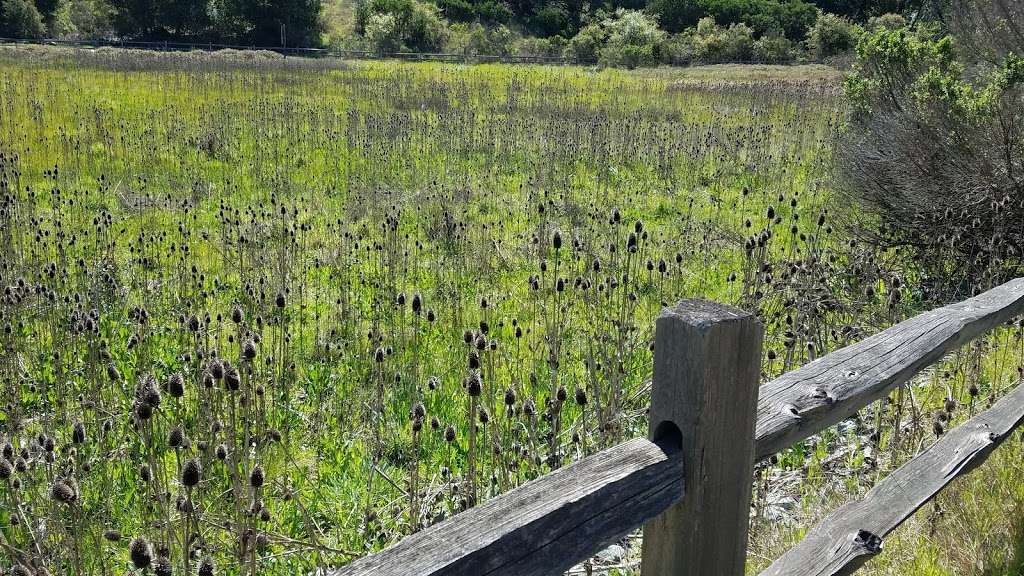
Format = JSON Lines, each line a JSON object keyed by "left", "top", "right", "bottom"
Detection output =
{"left": 649, "top": 0, "right": 818, "bottom": 40}
{"left": 807, "top": 12, "right": 859, "bottom": 59}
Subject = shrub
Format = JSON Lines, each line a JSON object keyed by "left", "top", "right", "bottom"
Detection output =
{"left": 403, "top": 1, "right": 448, "bottom": 52}
{"left": 693, "top": 17, "right": 755, "bottom": 63}
{"left": 515, "top": 35, "right": 564, "bottom": 58}
{"left": 365, "top": 12, "right": 401, "bottom": 53}
{"left": 598, "top": 9, "right": 664, "bottom": 69}
{"left": 838, "top": 18, "right": 1024, "bottom": 298}
{"left": 564, "top": 22, "right": 605, "bottom": 63}
{"left": 459, "top": 22, "right": 516, "bottom": 55}
{"left": 753, "top": 33, "right": 797, "bottom": 63}
{"left": 1, "top": 0, "right": 46, "bottom": 38}
{"left": 662, "top": 31, "right": 699, "bottom": 65}
{"left": 360, "top": 0, "right": 449, "bottom": 53}
{"left": 807, "top": 12, "right": 859, "bottom": 60}
{"left": 867, "top": 12, "right": 905, "bottom": 31}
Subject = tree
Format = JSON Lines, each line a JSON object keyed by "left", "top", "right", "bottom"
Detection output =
{"left": 109, "top": 0, "right": 211, "bottom": 39}
{"left": 807, "top": 0, "right": 926, "bottom": 22}
{"left": 34, "top": 0, "right": 60, "bottom": 19}
{"left": 1, "top": 0, "right": 46, "bottom": 37}
{"left": 564, "top": 22, "right": 606, "bottom": 63}
{"left": 365, "top": 11, "right": 400, "bottom": 51}
{"left": 105, "top": 0, "right": 322, "bottom": 45}
{"left": 358, "top": 0, "right": 449, "bottom": 52}
{"left": 233, "top": 0, "right": 323, "bottom": 47}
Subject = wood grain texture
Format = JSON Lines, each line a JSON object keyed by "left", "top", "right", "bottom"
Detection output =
{"left": 642, "top": 300, "right": 763, "bottom": 576}
{"left": 330, "top": 436, "right": 684, "bottom": 576}
{"left": 755, "top": 278, "right": 1024, "bottom": 461}
{"left": 760, "top": 381, "right": 1024, "bottom": 576}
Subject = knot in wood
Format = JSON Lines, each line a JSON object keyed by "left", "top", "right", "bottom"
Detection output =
{"left": 853, "top": 529, "right": 883, "bottom": 555}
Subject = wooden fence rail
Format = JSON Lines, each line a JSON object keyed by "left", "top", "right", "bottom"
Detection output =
{"left": 330, "top": 278, "right": 1024, "bottom": 576}
{"left": 755, "top": 277, "right": 1024, "bottom": 461}
{"left": 761, "top": 381, "right": 1024, "bottom": 576}
{"left": 332, "top": 437, "right": 682, "bottom": 576}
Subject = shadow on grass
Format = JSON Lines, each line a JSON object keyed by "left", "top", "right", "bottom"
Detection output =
{"left": 983, "top": 511, "right": 1024, "bottom": 576}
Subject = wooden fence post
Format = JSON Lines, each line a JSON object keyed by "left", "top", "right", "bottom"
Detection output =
{"left": 641, "top": 300, "right": 762, "bottom": 576}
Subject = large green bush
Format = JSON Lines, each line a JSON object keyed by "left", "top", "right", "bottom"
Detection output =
{"left": 753, "top": 33, "right": 797, "bottom": 62}
{"left": 839, "top": 14, "right": 1024, "bottom": 297}
{"left": 807, "top": 12, "right": 858, "bottom": 59}
{"left": 359, "top": 0, "right": 449, "bottom": 52}
{"left": 403, "top": 1, "right": 448, "bottom": 51}
{"left": 451, "top": 22, "right": 515, "bottom": 55}
{"left": 365, "top": 12, "right": 401, "bottom": 52}
{"left": 693, "top": 16, "right": 755, "bottom": 62}
{"left": 564, "top": 22, "right": 605, "bottom": 63}
{"left": 598, "top": 9, "right": 664, "bottom": 68}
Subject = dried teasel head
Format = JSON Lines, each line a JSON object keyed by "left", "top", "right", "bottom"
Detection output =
{"left": 242, "top": 339, "right": 257, "bottom": 361}
{"left": 50, "top": 479, "right": 78, "bottom": 504}
{"left": 72, "top": 421, "right": 86, "bottom": 444}
{"left": 153, "top": 557, "right": 172, "bottom": 576}
{"left": 168, "top": 425, "right": 185, "bottom": 449}
{"left": 249, "top": 465, "right": 265, "bottom": 489}
{"left": 181, "top": 458, "right": 201, "bottom": 488}
{"left": 198, "top": 557, "right": 215, "bottom": 576}
{"left": 167, "top": 373, "right": 185, "bottom": 398}
{"left": 129, "top": 536, "right": 153, "bottom": 570}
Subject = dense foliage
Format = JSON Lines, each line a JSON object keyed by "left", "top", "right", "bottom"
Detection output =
{"left": 1, "top": 0, "right": 915, "bottom": 66}
{"left": 0, "top": 0, "right": 323, "bottom": 46}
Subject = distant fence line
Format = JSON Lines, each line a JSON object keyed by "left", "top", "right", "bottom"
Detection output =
{"left": 0, "top": 36, "right": 813, "bottom": 67}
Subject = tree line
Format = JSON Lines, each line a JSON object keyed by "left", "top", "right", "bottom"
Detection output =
{"left": 1, "top": 0, "right": 926, "bottom": 52}
{"left": 0, "top": 0, "right": 322, "bottom": 46}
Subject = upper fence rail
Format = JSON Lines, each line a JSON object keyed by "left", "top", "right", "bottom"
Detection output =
{"left": 754, "top": 277, "right": 1024, "bottom": 460}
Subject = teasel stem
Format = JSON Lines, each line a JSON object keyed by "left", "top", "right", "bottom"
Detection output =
{"left": 467, "top": 391, "right": 479, "bottom": 507}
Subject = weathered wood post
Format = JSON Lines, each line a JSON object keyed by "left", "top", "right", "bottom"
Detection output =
{"left": 641, "top": 300, "right": 762, "bottom": 576}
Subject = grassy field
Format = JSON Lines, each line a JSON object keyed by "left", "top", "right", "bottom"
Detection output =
{"left": 0, "top": 47, "right": 1020, "bottom": 576}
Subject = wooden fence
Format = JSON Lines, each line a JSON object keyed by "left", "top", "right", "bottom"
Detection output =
{"left": 332, "top": 278, "right": 1024, "bottom": 576}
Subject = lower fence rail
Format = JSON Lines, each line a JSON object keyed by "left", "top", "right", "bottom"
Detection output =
{"left": 761, "top": 380, "right": 1024, "bottom": 576}
{"left": 331, "top": 436, "right": 684, "bottom": 576}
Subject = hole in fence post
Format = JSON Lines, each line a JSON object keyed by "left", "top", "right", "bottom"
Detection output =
{"left": 652, "top": 420, "right": 683, "bottom": 450}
